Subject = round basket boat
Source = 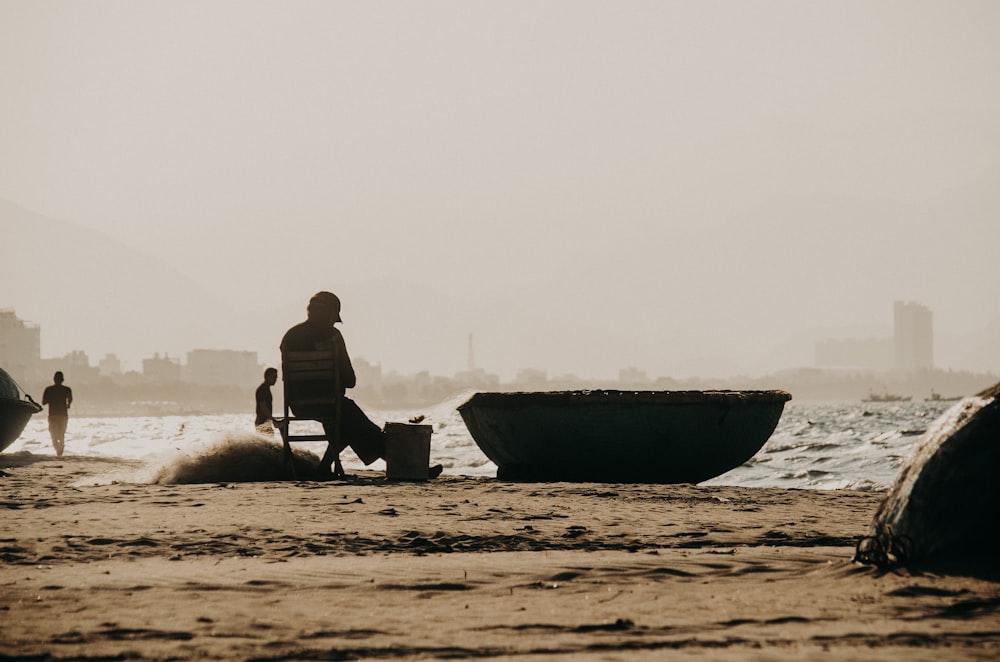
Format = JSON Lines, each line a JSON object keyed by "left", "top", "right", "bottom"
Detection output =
{"left": 458, "top": 390, "right": 792, "bottom": 483}
{"left": 0, "top": 367, "right": 43, "bottom": 454}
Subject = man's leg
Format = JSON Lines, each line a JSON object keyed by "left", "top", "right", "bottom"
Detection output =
{"left": 50, "top": 416, "right": 67, "bottom": 456}
{"left": 342, "top": 400, "right": 444, "bottom": 478}
{"left": 318, "top": 421, "right": 349, "bottom": 477}
{"left": 339, "top": 398, "right": 386, "bottom": 465}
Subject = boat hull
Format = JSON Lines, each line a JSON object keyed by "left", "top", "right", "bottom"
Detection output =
{"left": 458, "top": 390, "right": 792, "bottom": 483}
{"left": 0, "top": 398, "right": 43, "bottom": 454}
{"left": 859, "top": 382, "right": 1000, "bottom": 566}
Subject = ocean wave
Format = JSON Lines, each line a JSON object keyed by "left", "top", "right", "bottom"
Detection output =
{"left": 841, "top": 478, "right": 887, "bottom": 492}
{"left": 149, "top": 432, "right": 321, "bottom": 485}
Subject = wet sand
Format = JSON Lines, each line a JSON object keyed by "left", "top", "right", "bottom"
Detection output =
{"left": 2, "top": 452, "right": 999, "bottom": 660}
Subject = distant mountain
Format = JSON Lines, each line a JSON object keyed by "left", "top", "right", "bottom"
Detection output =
{"left": 0, "top": 200, "right": 252, "bottom": 368}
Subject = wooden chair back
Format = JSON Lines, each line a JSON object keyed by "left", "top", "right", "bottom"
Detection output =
{"left": 276, "top": 349, "right": 342, "bottom": 478}
{"left": 281, "top": 350, "right": 341, "bottom": 417}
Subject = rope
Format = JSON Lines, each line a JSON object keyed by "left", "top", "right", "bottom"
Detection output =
{"left": 854, "top": 527, "right": 914, "bottom": 568}
{"left": 6, "top": 372, "right": 41, "bottom": 410}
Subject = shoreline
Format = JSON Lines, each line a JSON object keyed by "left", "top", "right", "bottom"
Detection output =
{"left": 3, "top": 453, "right": 999, "bottom": 659}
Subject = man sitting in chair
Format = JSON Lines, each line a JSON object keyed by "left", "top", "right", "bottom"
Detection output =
{"left": 280, "top": 291, "right": 442, "bottom": 479}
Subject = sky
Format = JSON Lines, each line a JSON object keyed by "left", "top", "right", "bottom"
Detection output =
{"left": 2, "top": 1, "right": 999, "bottom": 379}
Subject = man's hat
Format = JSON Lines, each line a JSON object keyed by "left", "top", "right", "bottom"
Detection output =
{"left": 309, "top": 291, "right": 343, "bottom": 323}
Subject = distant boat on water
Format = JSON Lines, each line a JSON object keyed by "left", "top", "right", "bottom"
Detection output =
{"left": 0, "top": 367, "right": 43, "bottom": 453}
{"left": 925, "top": 390, "right": 962, "bottom": 402}
{"left": 862, "top": 391, "right": 912, "bottom": 403}
{"left": 458, "top": 389, "right": 792, "bottom": 483}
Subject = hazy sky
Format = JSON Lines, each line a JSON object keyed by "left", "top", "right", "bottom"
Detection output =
{"left": 2, "top": 1, "right": 999, "bottom": 378}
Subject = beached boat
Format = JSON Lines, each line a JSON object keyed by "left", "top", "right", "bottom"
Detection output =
{"left": 458, "top": 390, "right": 792, "bottom": 483}
{"left": 858, "top": 382, "right": 1000, "bottom": 567}
{"left": 0, "top": 367, "right": 43, "bottom": 453}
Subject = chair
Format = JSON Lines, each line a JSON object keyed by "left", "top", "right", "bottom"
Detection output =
{"left": 273, "top": 349, "right": 344, "bottom": 479}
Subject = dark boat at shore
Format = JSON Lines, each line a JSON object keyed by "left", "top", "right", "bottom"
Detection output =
{"left": 858, "top": 382, "right": 1000, "bottom": 567}
{"left": 458, "top": 390, "right": 792, "bottom": 483}
{"left": 0, "top": 367, "right": 43, "bottom": 453}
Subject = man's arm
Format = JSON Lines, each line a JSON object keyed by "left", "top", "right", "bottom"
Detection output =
{"left": 255, "top": 385, "right": 272, "bottom": 421}
{"left": 66, "top": 387, "right": 72, "bottom": 409}
{"left": 334, "top": 329, "right": 357, "bottom": 389}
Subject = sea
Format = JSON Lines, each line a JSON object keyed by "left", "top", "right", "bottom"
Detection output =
{"left": 7, "top": 392, "right": 962, "bottom": 491}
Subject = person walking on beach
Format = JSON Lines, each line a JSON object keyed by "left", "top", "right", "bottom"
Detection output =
{"left": 281, "top": 291, "right": 442, "bottom": 479}
{"left": 255, "top": 367, "right": 278, "bottom": 433}
{"left": 42, "top": 371, "right": 72, "bottom": 456}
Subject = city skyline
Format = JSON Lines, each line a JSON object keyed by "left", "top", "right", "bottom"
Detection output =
{"left": 2, "top": 296, "right": 993, "bottom": 385}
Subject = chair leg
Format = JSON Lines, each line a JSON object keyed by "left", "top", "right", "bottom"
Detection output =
{"left": 278, "top": 425, "right": 297, "bottom": 480}
{"left": 332, "top": 457, "right": 345, "bottom": 480}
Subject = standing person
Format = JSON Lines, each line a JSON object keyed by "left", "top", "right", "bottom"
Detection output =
{"left": 42, "top": 371, "right": 72, "bottom": 456}
{"left": 255, "top": 367, "right": 278, "bottom": 433}
{"left": 280, "top": 291, "right": 442, "bottom": 479}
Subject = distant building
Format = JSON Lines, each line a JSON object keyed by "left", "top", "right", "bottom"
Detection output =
{"left": 186, "top": 349, "right": 259, "bottom": 387}
{"left": 40, "top": 350, "right": 99, "bottom": 384}
{"left": 0, "top": 309, "right": 40, "bottom": 381}
{"left": 814, "top": 301, "right": 934, "bottom": 373}
{"left": 455, "top": 333, "right": 500, "bottom": 387}
{"left": 98, "top": 353, "right": 122, "bottom": 376}
{"left": 453, "top": 367, "right": 500, "bottom": 389}
{"left": 514, "top": 368, "right": 547, "bottom": 386}
{"left": 618, "top": 366, "right": 651, "bottom": 386}
{"left": 353, "top": 356, "right": 383, "bottom": 394}
{"left": 143, "top": 353, "right": 182, "bottom": 383}
{"left": 894, "top": 301, "right": 933, "bottom": 371}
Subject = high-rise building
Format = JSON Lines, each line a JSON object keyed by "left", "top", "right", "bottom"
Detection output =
{"left": 143, "top": 352, "right": 183, "bottom": 383}
{"left": 894, "top": 301, "right": 933, "bottom": 371}
{"left": 98, "top": 354, "right": 122, "bottom": 376}
{"left": 0, "top": 309, "right": 41, "bottom": 381}
{"left": 186, "top": 349, "right": 259, "bottom": 386}
{"left": 40, "top": 350, "right": 99, "bottom": 384}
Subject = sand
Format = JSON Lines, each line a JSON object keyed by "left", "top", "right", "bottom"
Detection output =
{"left": 3, "top": 451, "right": 999, "bottom": 661}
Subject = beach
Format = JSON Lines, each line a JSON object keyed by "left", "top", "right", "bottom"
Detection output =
{"left": 3, "top": 452, "right": 999, "bottom": 660}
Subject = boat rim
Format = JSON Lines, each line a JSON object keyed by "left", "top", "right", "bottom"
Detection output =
{"left": 0, "top": 397, "right": 44, "bottom": 414}
{"left": 459, "top": 389, "right": 792, "bottom": 409}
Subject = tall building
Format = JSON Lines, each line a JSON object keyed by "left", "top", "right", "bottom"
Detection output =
{"left": 0, "top": 309, "right": 41, "bottom": 381}
{"left": 186, "top": 349, "right": 259, "bottom": 386}
{"left": 98, "top": 354, "right": 122, "bottom": 376}
{"left": 143, "top": 353, "right": 182, "bottom": 383}
{"left": 894, "top": 301, "right": 933, "bottom": 371}
{"left": 40, "top": 350, "right": 99, "bottom": 384}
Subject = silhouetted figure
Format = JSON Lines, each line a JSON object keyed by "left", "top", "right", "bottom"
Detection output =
{"left": 255, "top": 367, "right": 278, "bottom": 433}
{"left": 280, "top": 291, "right": 442, "bottom": 479}
{"left": 42, "top": 371, "right": 72, "bottom": 456}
